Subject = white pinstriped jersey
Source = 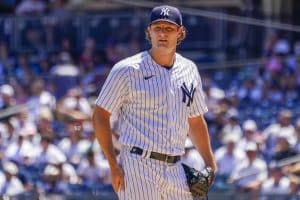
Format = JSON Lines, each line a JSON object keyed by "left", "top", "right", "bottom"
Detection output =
{"left": 96, "top": 51, "right": 207, "bottom": 155}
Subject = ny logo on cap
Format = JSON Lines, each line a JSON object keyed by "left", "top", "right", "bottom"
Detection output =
{"left": 160, "top": 7, "right": 170, "bottom": 17}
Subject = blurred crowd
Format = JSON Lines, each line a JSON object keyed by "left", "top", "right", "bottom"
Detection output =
{"left": 203, "top": 30, "right": 300, "bottom": 198}
{"left": 0, "top": 1, "right": 299, "bottom": 198}
{"left": 0, "top": 33, "right": 133, "bottom": 196}
{"left": 1, "top": 0, "right": 74, "bottom": 15}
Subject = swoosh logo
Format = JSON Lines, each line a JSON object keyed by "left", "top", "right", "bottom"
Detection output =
{"left": 144, "top": 75, "right": 155, "bottom": 80}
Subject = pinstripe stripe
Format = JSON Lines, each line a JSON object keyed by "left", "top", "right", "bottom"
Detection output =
{"left": 144, "top": 57, "right": 151, "bottom": 151}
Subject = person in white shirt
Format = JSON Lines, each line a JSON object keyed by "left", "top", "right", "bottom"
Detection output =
{"left": 37, "top": 164, "right": 70, "bottom": 194}
{"left": 0, "top": 120, "right": 18, "bottom": 149}
{"left": 237, "top": 119, "right": 259, "bottom": 151}
{"left": 77, "top": 149, "right": 110, "bottom": 186}
{"left": 47, "top": 151, "right": 80, "bottom": 185}
{"left": 215, "top": 134, "right": 245, "bottom": 179}
{"left": 263, "top": 109, "right": 296, "bottom": 161}
{"left": 261, "top": 163, "right": 290, "bottom": 197}
{"left": 4, "top": 131, "right": 34, "bottom": 165}
{"left": 0, "top": 161, "right": 24, "bottom": 196}
{"left": 230, "top": 142, "right": 267, "bottom": 193}
{"left": 221, "top": 110, "right": 243, "bottom": 143}
{"left": 27, "top": 79, "right": 56, "bottom": 123}
{"left": 58, "top": 121, "right": 90, "bottom": 166}
{"left": 181, "top": 137, "right": 205, "bottom": 171}
{"left": 35, "top": 135, "right": 66, "bottom": 167}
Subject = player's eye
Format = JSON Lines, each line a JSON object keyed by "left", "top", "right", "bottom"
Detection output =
{"left": 165, "top": 27, "right": 175, "bottom": 32}
{"left": 153, "top": 27, "right": 162, "bottom": 32}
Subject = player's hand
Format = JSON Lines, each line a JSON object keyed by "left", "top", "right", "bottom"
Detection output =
{"left": 111, "top": 165, "right": 125, "bottom": 193}
{"left": 207, "top": 165, "right": 217, "bottom": 187}
{"left": 207, "top": 167, "right": 216, "bottom": 187}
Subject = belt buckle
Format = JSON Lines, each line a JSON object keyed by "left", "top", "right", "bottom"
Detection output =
{"left": 142, "top": 150, "right": 151, "bottom": 158}
{"left": 165, "top": 155, "right": 169, "bottom": 163}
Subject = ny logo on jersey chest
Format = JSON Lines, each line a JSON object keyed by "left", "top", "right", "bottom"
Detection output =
{"left": 181, "top": 82, "right": 195, "bottom": 107}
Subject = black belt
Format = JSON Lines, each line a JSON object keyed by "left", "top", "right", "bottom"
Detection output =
{"left": 130, "top": 146, "right": 180, "bottom": 164}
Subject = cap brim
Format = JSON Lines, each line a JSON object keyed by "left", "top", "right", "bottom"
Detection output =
{"left": 150, "top": 19, "right": 181, "bottom": 27}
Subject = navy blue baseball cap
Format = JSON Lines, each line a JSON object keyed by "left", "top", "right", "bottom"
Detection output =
{"left": 150, "top": 5, "right": 183, "bottom": 27}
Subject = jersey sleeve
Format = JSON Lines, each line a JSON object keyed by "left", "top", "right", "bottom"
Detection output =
{"left": 95, "top": 63, "right": 129, "bottom": 114}
{"left": 188, "top": 63, "right": 208, "bottom": 117}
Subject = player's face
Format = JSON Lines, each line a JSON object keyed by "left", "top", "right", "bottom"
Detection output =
{"left": 148, "top": 21, "right": 183, "bottom": 51}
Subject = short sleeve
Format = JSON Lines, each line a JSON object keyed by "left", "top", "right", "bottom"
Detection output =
{"left": 95, "top": 64, "right": 129, "bottom": 114}
{"left": 189, "top": 64, "right": 208, "bottom": 117}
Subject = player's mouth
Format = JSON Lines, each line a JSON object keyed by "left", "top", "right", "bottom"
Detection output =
{"left": 158, "top": 39, "right": 168, "bottom": 43}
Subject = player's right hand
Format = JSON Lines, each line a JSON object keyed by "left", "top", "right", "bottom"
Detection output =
{"left": 111, "top": 165, "right": 125, "bottom": 193}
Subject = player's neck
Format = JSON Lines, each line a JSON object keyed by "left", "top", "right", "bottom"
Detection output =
{"left": 149, "top": 48, "right": 176, "bottom": 67}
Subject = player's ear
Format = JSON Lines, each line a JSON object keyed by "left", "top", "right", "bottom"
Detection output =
{"left": 177, "top": 26, "right": 186, "bottom": 45}
{"left": 177, "top": 26, "right": 184, "bottom": 38}
{"left": 145, "top": 26, "right": 151, "bottom": 44}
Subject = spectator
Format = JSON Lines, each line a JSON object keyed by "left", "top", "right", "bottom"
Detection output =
{"left": 57, "top": 87, "right": 91, "bottom": 119}
{"left": 261, "top": 163, "right": 290, "bottom": 197}
{"left": 77, "top": 149, "right": 110, "bottom": 186}
{"left": 35, "top": 135, "right": 66, "bottom": 167}
{"left": 20, "top": 122, "right": 40, "bottom": 147}
{"left": 0, "top": 120, "right": 17, "bottom": 149}
{"left": 4, "top": 130, "right": 35, "bottom": 165}
{"left": 37, "top": 164, "right": 70, "bottom": 194}
{"left": 181, "top": 137, "right": 205, "bottom": 171}
{"left": 237, "top": 119, "right": 260, "bottom": 151}
{"left": 215, "top": 134, "right": 245, "bottom": 179}
{"left": 50, "top": 52, "right": 80, "bottom": 99}
{"left": 230, "top": 142, "right": 267, "bottom": 193}
{"left": 27, "top": 78, "right": 56, "bottom": 122}
{"left": 221, "top": 110, "right": 243, "bottom": 143}
{"left": 272, "top": 134, "right": 297, "bottom": 162}
{"left": 237, "top": 79, "right": 263, "bottom": 103}
{"left": 0, "top": 84, "right": 15, "bottom": 109}
{"left": 36, "top": 107, "right": 55, "bottom": 139}
{"left": 263, "top": 109, "right": 296, "bottom": 161}
{"left": 47, "top": 150, "right": 79, "bottom": 185}
{"left": 58, "top": 121, "right": 90, "bottom": 166}
{"left": 0, "top": 161, "right": 24, "bottom": 195}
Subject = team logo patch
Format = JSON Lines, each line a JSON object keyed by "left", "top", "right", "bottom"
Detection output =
{"left": 160, "top": 7, "right": 170, "bottom": 17}
{"left": 181, "top": 82, "right": 195, "bottom": 107}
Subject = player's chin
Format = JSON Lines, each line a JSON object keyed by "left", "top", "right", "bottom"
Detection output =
{"left": 156, "top": 43, "right": 169, "bottom": 48}
{"left": 155, "top": 45, "right": 174, "bottom": 52}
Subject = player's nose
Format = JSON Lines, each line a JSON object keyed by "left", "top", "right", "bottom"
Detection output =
{"left": 158, "top": 31, "right": 168, "bottom": 38}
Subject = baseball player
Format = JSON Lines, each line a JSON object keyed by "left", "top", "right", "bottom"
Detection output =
{"left": 92, "top": 5, "right": 217, "bottom": 200}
